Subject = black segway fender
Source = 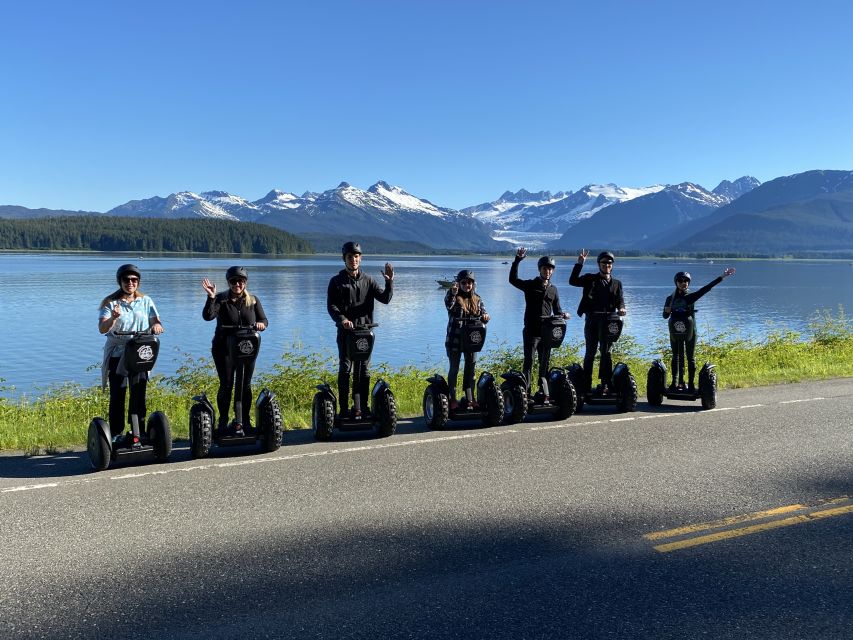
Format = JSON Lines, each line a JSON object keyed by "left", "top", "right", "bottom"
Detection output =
{"left": 425, "top": 374, "right": 451, "bottom": 396}
{"left": 147, "top": 411, "right": 172, "bottom": 462}
{"left": 477, "top": 371, "right": 504, "bottom": 427}
{"left": 566, "top": 363, "right": 586, "bottom": 411}
{"left": 548, "top": 367, "right": 577, "bottom": 420}
{"left": 256, "top": 388, "right": 283, "bottom": 452}
{"left": 698, "top": 362, "right": 718, "bottom": 410}
{"left": 312, "top": 384, "right": 337, "bottom": 441}
{"left": 647, "top": 360, "right": 666, "bottom": 406}
{"left": 371, "top": 379, "right": 397, "bottom": 437}
{"left": 423, "top": 375, "right": 450, "bottom": 430}
{"left": 87, "top": 417, "right": 112, "bottom": 471}
{"left": 500, "top": 371, "right": 528, "bottom": 424}
{"left": 612, "top": 362, "right": 638, "bottom": 412}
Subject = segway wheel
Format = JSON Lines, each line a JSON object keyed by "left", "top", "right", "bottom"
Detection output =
{"left": 189, "top": 405, "right": 213, "bottom": 459}
{"left": 567, "top": 364, "right": 585, "bottom": 412}
{"left": 376, "top": 390, "right": 397, "bottom": 438}
{"left": 617, "top": 373, "right": 638, "bottom": 413}
{"left": 699, "top": 367, "right": 718, "bottom": 410}
{"left": 552, "top": 375, "right": 577, "bottom": 420}
{"left": 312, "top": 393, "right": 335, "bottom": 441}
{"left": 259, "top": 396, "right": 283, "bottom": 453}
{"left": 87, "top": 418, "right": 111, "bottom": 471}
{"left": 501, "top": 383, "right": 528, "bottom": 425}
{"left": 646, "top": 366, "right": 665, "bottom": 406}
{"left": 148, "top": 412, "right": 172, "bottom": 462}
{"left": 481, "top": 379, "right": 505, "bottom": 428}
{"left": 423, "top": 386, "right": 449, "bottom": 430}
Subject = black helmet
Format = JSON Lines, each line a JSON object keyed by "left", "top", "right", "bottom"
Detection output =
{"left": 456, "top": 269, "right": 475, "bottom": 282}
{"left": 537, "top": 256, "right": 556, "bottom": 269}
{"left": 341, "top": 241, "right": 362, "bottom": 256}
{"left": 674, "top": 271, "right": 691, "bottom": 284}
{"left": 597, "top": 251, "right": 615, "bottom": 263}
{"left": 226, "top": 266, "right": 248, "bottom": 282}
{"left": 116, "top": 263, "right": 141, "bottom": 284}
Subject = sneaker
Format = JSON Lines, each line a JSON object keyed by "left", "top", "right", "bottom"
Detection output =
{"left": 349, "top": 407, "right": 362, "bottom": 420}
{"left": 541, "top": 396, "right": 551, "bottom": 405}
{"left": 449, "top": 399, "right": 459, "bottom": 411}
{"left": 470, "top": 400, "right": 480, "bottom": 410}
{"left": 533, "top": 390, "right": 546, "bottom": 404}
{"left": 232, "top": 423, "right": 245, "bottom": 437}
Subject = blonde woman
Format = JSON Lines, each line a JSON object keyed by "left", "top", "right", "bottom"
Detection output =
{"left": 202, "top": 266, "right": 268, "bottom": 433}
{"left": 444, "top": 269, "right": 490, "bottom": 410}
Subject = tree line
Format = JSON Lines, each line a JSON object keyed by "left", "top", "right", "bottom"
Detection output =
{"left": 0, "top": 216, "right": 313, "bottom": 254}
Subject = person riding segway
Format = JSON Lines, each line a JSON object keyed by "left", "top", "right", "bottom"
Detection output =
{"left": 189, "top": 266, "right": 282, "bottom": 458}
{"left": 567, "top": 250, "right": 637, "bottom": 412}
{"left": 647, "top": 267, "right": 736, "bottom": 410}
{"left": 501, "top": 249, "right": 577, "bottom": 424}
{"left": 423, "top": 269, "right": 504, "bottom": 429}
{"left": 88, "top": 264, "right": 171, "bottom": 470}
{"left": 312, "top": 242, "right": 397, "bottom": 440}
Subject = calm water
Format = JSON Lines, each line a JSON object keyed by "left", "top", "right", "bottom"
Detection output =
{"left": 2, "top": 252, "right": 852, "bottom": 398}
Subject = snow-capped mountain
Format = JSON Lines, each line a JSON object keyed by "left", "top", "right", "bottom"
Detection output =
{"left": 711, "top": 176, "right": 761, "bottom": 202}
{"left": 548, "top": 179, "right": 758, "bottom": 251}
{"left": 463, "top": 183, "right": 665, "bottom": 248}
{"left": 108, "top": 191, "right": 242, "bottom": 220}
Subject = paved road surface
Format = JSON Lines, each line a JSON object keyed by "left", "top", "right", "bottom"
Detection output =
{"left": 2, "top": 379, "right": 852, "bottom": 639}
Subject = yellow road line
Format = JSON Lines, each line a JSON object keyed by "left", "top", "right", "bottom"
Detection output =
{"left": 653, "top": 504, "right": 853, "bottom": 553}
{"left": 643, "top": 504, "right": 808, "bottom": 540}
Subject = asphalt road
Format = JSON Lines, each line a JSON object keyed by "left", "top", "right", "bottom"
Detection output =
{"left": 2, "top": 379, "right": 852, "bottom": 639}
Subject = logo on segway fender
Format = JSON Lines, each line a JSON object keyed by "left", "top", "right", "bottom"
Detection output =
{"left": 137, "top": 345, "right": 154, "bottom": 361}
{"left": 470, "top": 330, "right": 484, "bottom": 345}
{"left": 238, "top": 339, "right": 255, "bottom": 355}
{"left": 355, "top": 337, "right": 370, "bottom": 352}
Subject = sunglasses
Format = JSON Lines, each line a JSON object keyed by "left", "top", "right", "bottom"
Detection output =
{"left": 599, "top": 261, "right": 613, "bottom": 266}
{"left": 460, "top": 279, "right": 474, "bottom": 285}
{"left": 229, "top": 278, "right": 247, "bottom": 285}
{"left": 676, "top": 278, "right": 690, "bottom": 283}
{"left": 122, "top": 276, "right": 139, "bottom": 283}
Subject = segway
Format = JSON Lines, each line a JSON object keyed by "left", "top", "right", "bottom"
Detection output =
{"left": 189, "top": 324, "right": 282, "bottom": 458}
{"left": 423, "top": 318, "right": 504, "bottom": 429}
{"left": 500, "top": 315, "right": 577, "bottom": 424}
{"left": 312, "top": 323, "right": 397, "bottom": 440}
{"left": 87, "top": 330, "right": 172, "bottom": 470}
{"left": 646, "top": 309, "right": 718, "bottom": 410}
{"left": 567, "top": 311, "right": 637, "bottom": 413}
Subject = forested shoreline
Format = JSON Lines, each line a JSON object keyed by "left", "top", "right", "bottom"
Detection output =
{"left": 0, "top": 216, "right": 313, "bottom": 254}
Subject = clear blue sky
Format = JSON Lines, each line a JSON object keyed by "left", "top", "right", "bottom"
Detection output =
{"left": 2, "top": 0, "right": 852, "bottom": 212}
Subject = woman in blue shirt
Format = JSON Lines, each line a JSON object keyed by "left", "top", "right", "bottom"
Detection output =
{"left": 98, "top": 264, "right": 164, "bottom": 437}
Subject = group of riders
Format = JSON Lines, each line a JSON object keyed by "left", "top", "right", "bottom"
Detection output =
{"left": 99, "top": 244, "right": 734, "bottom": 437}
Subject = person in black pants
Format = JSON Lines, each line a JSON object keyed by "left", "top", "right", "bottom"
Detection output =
{"left": 569, "top": 250, "right": 626, "bottom": 393}
{"left": 509, "top": 247, "right": 569, "bottom": 402}
{"left": 202, "top": 266, "right": 268, "bottom": 434}
{"left": 444, "top": 269, "right": 490, "bottom": 410}
{"left": 327, "top": 241, "right": 394, "bottom": 418}
{"left": 663, "top": 267, "right": 736, "bottom": 391}
{"left": 98, "top": 264, "right": 164, "bottom": 439}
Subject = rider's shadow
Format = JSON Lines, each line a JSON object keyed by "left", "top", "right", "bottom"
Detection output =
{"left": 0, "top": 451, "right": 92, "bottom": 479}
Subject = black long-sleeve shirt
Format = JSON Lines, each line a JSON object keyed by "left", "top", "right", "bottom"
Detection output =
{"left": 569, "top": 262, "right": 625, "bottom": 318}
{"left": 662, "top": 277, "right": 723, "bottom": 318}
{"left": 509, "top": 258, "right": 563, "bottom": 333}
{"left": 203, "top": 293, "right": 268, "bottom": 346}
{"left": 327, "top": 269, "right": 392, "bottom": 329}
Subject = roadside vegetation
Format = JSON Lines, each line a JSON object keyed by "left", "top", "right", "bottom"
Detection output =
{"left": 1, "top": 307, "right": 851, "bottom": 455}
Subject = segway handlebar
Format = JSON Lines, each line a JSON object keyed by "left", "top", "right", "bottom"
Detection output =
{"left": 338, "top": 322, "right": 379, "bottom": 330}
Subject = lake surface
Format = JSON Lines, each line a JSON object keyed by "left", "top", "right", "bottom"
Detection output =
{"left": 2, "top": 252, "right": 852, "bottom": 398}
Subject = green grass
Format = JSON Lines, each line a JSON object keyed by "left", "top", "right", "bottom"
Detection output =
{"left": 2, "top": 307, "right": 851, "bottom": 454}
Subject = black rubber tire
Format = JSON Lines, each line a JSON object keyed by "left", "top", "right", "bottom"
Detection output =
{"left": 617, "top": 374, "right": 638, "bottom": 413}
{"left": 700, "top": 369, "right": 718, "bottom": 410}
{"left": 481, "top": 380, "right": 505, "bottom": 427}
{"left": 646, "top": 366, "right": 665, "bottom": 406}
{"left": 148, "top": 411, "right": 172, "bottom": 462}
{"left": 423, "top": 387, "right": 449, "bottom": 430}
{"left": 189, "top": 406, "right": 213, "bottom": 459}
{"left": 376, "top": 391, "right": 397, "bottom": 437}
{"left": 567, "top": 364, "right": 585, "bottom": 412}
{"left": 259, "top": 396, "right": 283, "bottom": 452}
{"left": 552, "top": 375, "right": 577, "bottom": 420}
{"left": 501, "top": 383, "right": 528, "bottom": 425}
{"left": 87, "top": 418, "right": 111, "bottom": 471}
{"left": 312, "top": 393, "right": 335, "bottom": 441}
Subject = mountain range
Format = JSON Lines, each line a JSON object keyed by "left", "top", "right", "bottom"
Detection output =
{"left": 3, "top": 170, "right": 852, "bottom": 255}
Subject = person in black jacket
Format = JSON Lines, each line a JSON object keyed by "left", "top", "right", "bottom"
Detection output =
{"left": 202, "top": 266, "right": 268, "bottom": 433}
{"left": 568, "top": 250, "right": 626, "bottom": 393}
{"left": 444, "top": 269, "right": 490, "bottom": 410}
{"left": 509, "top": 247, "right": 569, "bottom": 402}
{"left": 663, "top": 267, "right": 735, "bottom": 391}
{"left": 327, "top": 241, "right": 394, "bottom": 418}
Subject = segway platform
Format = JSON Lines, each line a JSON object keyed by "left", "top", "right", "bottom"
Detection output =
{"left": 646, "top": 360, "right": 717, "bottom": 410}
{"left": 422, "top": 372, "right": 504, "bottom": 429}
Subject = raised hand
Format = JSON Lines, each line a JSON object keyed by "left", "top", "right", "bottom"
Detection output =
{"left": 450, "top": 281, "right": 459, "bottom": 296}
{"left": 578, "top": 249, "right": 589, "bottom": 264}
{"left": 202, "top": 278, "right": 217, "bottom": 298}
{"left": 382, "top": 262, "right": 395, "bottom": 281}
{"left": 722, "top": 267, "right": 736, "bottom": 278}
{"left": 110, "top": 303, "right": 122, "bottom": 319}
{"left": 516, "top": 247, "right": 527, "bottom": 260}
